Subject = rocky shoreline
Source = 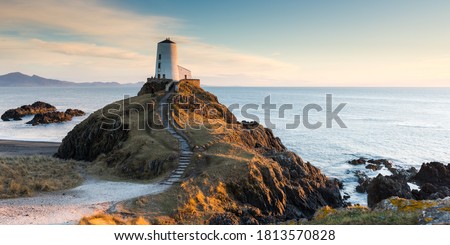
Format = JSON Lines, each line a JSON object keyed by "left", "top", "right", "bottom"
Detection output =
{"left": 1, "top": 101, "right": 85, "bottom": 126}
{"left": 346, "top": 157, "right": 450, "bottom": 209}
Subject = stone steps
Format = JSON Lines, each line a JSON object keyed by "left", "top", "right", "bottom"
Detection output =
{"left": 158, "top": 91, "right": 194, "bottom": 187}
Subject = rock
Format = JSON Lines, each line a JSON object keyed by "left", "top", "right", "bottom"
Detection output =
{"left": 242, "top": 120, "right": 259, "bottom": 129}
{"left": 419, "top": 197, "right": 450, "bottom": 225}
{"left": 365, "top": 163, "right": 381, "bottom": 171}
{"left": 354, "top": 170, "right": 371, "bottom": 193}
{"left": 367, "top": 159, "right": 393, "bottom": 170}
{"left": 375, "top": 197, "right": 437, "bottom": 212}
{"left": 355, "top": 183, "right": 368, "bottom": 193}
{"left": 55, "top": 110, "right": 129, "bottom": 162}
{"left": 65, "top": 109, "right": 85, "bottom": 117}
{"left": 374, "top": 197, "right": 450, "bottom": 225}
{"left": 413, "top": 183, "right": 450, "bottom": 200}
{"left": 1, "top": 101, "right": 56, "bottom": 121}
{"left": 413, "top": 162, "right": 450, "bottom": 186}
{"left": 25, "top": 109, "right": 85, "bottom": 126}
{"left": 348, "top": 157, "right": 366, "bottom": 165}
{"left": 354, "top": 170, "right": 369, "bottom": 184}
{"left": 26, "top": 111, "right": 73, "bottom": 126}
{"left": 410, "top": 162, "right": 450, "bottom": 200}
{"left": 343, "top": 192, "right": 351, "bottom": 200}
{"left": 367, "top": 174, "right": 412, "bottom": 208}
{"left": 137, "top": 78, "right": 172, "bottom": 95}
{"left": 331, "top": 178, "right": 344, "bottom": 189}
{"left": 229, "top": 151, "right": 344, "bottom": 219}
{"left": 207, "top": 213, "right": 240, "bottom": 225}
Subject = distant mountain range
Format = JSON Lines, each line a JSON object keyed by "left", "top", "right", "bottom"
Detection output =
{"left": 0, "top": 72, "right": 144, "bottom": 87}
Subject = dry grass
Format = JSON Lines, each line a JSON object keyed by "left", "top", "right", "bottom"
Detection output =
{"left": 79, "top": 213, "right": 149, "bottom": 225}
{"left": 0, "top": 155, "right": 83, "bottom": 199}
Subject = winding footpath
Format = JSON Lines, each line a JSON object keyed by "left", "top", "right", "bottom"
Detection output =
{"left": 0, "top": 91, "right": 192, "bottom": 225}
{"left": 159, "top": 90, "right": 193, "bottom": 185}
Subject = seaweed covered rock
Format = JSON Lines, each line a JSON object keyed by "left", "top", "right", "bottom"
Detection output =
{"left": 1, "top": 101, "right": 56, "bottom": 121}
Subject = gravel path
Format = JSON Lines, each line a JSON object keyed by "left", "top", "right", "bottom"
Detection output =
{"left": 0, "top": 89, "right": 193, "bottom": 225}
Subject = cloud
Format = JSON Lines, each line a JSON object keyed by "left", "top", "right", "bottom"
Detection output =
{"left": 0, "top": 0, "right": 297, "bottom": 84}
{"left": 30, "top": 39, "right": 147, "bottom": 60}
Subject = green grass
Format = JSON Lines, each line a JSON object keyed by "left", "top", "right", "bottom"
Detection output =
{"left": 306, "top": 207, "right": 420, "bottom": 225}
{"left": 0, "top": 155, "right": 83, "bottom": 198}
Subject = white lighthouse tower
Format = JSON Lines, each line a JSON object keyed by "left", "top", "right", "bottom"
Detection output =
{"left": 155, "top": 38, "right": 179, "bottom": 81}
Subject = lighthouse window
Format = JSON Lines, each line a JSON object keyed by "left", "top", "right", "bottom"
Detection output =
{"left": 158, "top": 54, "right": 161, "bottom": 60}
{"left": 158, "top": 63, "right": 161, "bottom": 69}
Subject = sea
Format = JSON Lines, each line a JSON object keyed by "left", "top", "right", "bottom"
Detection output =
{"left": 1, "top": 86, "right": 450, "bottom": 205}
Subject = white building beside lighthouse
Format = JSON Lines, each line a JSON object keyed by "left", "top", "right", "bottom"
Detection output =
{"left": 155, "top": 38, "right": 192, "bottom": 81}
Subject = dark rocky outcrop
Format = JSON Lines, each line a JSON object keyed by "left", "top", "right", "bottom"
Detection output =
{"left": 412, "top": 162, "right": 450, "bottom": 200}
{"left": 240, "top": 124, "right": 286, "bottom": 153}
{"left": 207, "top": 213, "right": 240, "bottom": 225}
{"left": 228, "top": 151, "right": 343, "bottom": 220}
{"left": 55, "top": 111, "right": 128, "bottom": 161}
{"left": 26, "top": 112, "right": 73, "bottom": 126}
{"left": 413, "top": 162, "right": 450, "bottom": 186}
{"left": 65, "top": 109, "right": 86, "bottom": 117}
{"left": 348, "top": 158, "right": 394, "bottom": 171}
{"left": 354, "top": 170, "right": 371, "bottom": 193}
{"left": 365, "top": 163, "right": 381, "bottom": 171}
{"left": 351, "top": 159, "right": 450, "bottom": 207}
{"left": 367, "top": 159, "right": 393, "bottom": 170}
{"left": 137, "top": 78, "right": 172, "bottom": 96}
{"left": 1, "top": 101, "right": 56, "bottom": 121}
{"left": 348, "top": 158, "right": 418, "bottom": 196}
{"left": 412, "top": 183, "right": 450, "bottom": 200}
{"left": 367, "top": 174, "right": 412, "bottom": 208}
{"left": 26, "top": 109, "right": 86, "bottom": 126}
{"left": 348, "top": 157, "right": 366, "bottom": 165}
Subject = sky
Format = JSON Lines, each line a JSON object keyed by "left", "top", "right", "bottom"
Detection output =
{"left": 0, "top": 0, "right": 449, "bottom": 86}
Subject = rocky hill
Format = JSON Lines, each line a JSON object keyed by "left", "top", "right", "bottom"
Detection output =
{"left": 56, "top": 80, "right": 343, "bottom": 224}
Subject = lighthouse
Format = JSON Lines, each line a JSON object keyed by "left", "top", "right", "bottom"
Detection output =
{"left": 155, "top": 38, "right": 191, "bottom": 81}
{"left": 155, "top": 38, "right": 179, "bottom": 80}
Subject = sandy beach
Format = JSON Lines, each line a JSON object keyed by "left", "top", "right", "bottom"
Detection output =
{"left": 0, "top": 139, "right": 60, "bottom": 156}
{"left": 0, "top": 139, "right": 172, "bottom": 224}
